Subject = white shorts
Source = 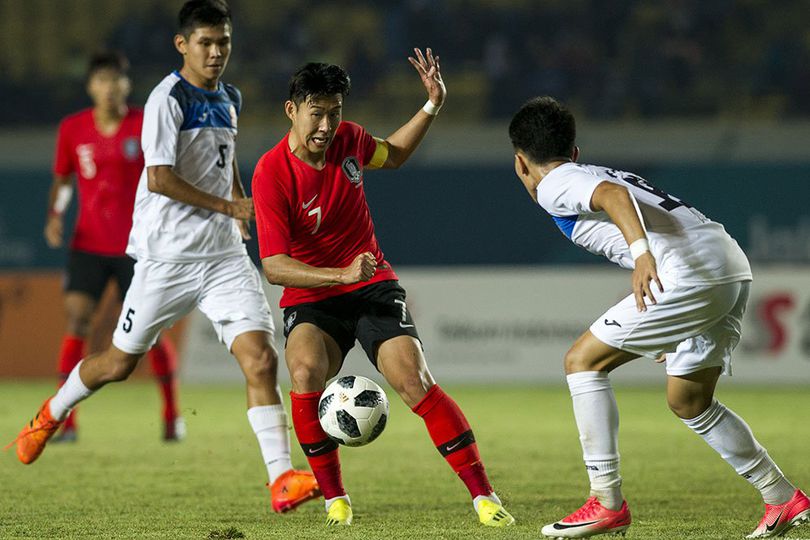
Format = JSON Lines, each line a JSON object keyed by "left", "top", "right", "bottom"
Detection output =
{"left": 112, "top": 254, "right": 274, "bottom": 354}
{"left": 589, "top": 280, "right": 750, "bottom": 376}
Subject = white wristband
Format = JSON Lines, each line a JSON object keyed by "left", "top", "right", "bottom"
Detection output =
{"left": 52, "top": 184, "right": 74, "bottom": 215}
{"left": 422, "top": 100, "right": 441, "bottom": 116}
{"left": 629, "top": 238, "right": 650, "bottom": 260}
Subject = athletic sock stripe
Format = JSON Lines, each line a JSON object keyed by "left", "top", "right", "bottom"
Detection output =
{"left": 300, "top": 438, "right": 338, "bottom": 457}
{"left": 437, "top": 430, "right": 475, "bottom": 457}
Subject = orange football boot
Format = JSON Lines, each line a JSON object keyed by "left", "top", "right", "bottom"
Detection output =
{"left": 267, "top": 469, "right": 321, "bottom": 513}
{"left": 6, "top": 398, "right": 62, "bottom": 464}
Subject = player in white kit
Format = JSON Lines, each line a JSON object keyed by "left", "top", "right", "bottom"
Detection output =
{"left": 508, "top": 96, "right": 809, "bottom": 539}
{"left": 10, "top": 0, "right": 320, "bottom": 514}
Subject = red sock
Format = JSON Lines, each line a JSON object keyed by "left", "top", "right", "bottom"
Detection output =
{"left": 290, "top": 391, "right": 345, "bottom": 499}
{"left": 412, "top": 384, "right": 493, "bottom": 498}
{"left": 148, "top": 337, "right": 179, "bottom": 422}
{"left": 56, "top": 335, "right": 85, "bottom": 430}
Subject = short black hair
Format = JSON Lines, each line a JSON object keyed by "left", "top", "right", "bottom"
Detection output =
{"left": 86, "top": 51, "right": 129, "bottom": 80}
{"left": 178, "top": 0, "right": 231, "bottom": 37}
{"left": 509, "top": 96, "right": 576, "bottom": 164}
{"left": 288, "top": 63, "right": 351, "bottom": 105}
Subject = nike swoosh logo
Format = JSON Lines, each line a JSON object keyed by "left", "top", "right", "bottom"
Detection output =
{"left": 399, "top": 322, "right": 415, "bottom": 329}
{"left": 604, "top": 319, "right": 622, "bottom": 327}
{"left": 765, "top": 509, "right": 785, "bottom": 532}
{"left": 445, "top": 440, "right": 463, "bottom": 452}
{"left": 553, "top": 520, "right": 602, "bottom": 530}
{"left": 308, "top": 444, "right": 328, "bottom": 454}
{"left": 302, "top": 195, "right": 318, "bottom": 209}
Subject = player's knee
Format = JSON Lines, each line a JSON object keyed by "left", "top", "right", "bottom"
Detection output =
{"left": 241, "top": 346, "right": 279, "bottom": 385}
{"left": 667, "top": 393, "right": 711, "bottom": 420}
{"left": 564, "top": 347, "right": 592, "bottom": 374}
{"left": 287, "top": 355, "right": 327, "bottom": 392}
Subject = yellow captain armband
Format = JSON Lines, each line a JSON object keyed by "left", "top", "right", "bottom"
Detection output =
{"left": 367, "top": 138, "right": 389, "bottom": 169}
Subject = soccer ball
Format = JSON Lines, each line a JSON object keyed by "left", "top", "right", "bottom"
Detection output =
{"left": 318, "top": 375, "right": 389, "bottom": 447}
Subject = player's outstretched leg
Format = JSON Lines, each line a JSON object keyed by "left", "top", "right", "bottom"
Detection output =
{"left": 289, "top": 390, "right": 342, "bottom": 520}
{"left": 669, "top": 370, "right": 807, "bottom": 537}
{"left": 8, "top": 347, "right": 140, "bottom": 464}
{"left": 147, "top": 336, "right": 184, "bottom": 441}
{"left": 52, "top": 334, "right": 85, "bottom": 443}
{"left": 231, "top": 331, "right": 320, "bottom": 514}
{"left": 541, "top": 371, "right": 630, "bottom": 538}
{"left": 411, "top": 384, "right": 515, "bottom": 527}
{"left": 377, "top": 335, "right": 513, "bottom": 527}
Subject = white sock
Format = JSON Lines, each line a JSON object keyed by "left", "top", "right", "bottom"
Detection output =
{"left": 681, "top": 400, "right": 795, "bottom": 504}
{"left": 473, "top": 492, "right": 502, "bottom": 512}
{"left": 247, "top": 404, "right": 293, "bottom": 485}
{"left": 325, "top": 494, "right": 351, "bottom": 511}
{"left": 567, "top": 371, "right": 623, "bottom": 511}
{"left": 50, "top": 360, "right": 94, "bottom": 420}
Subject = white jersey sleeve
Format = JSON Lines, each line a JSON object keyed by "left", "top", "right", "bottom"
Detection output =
{"left": 536, "top": 163, "right": 752, "bottom": 285}
{"left": 536, "top": 166, "right": 603, "bottom": 227}
{"left": 142, "top": 89, "right": 183, "bottom": 167}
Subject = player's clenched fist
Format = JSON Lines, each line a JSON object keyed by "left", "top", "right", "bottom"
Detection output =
{"left": 227, "top": 198, "right": 255, "bottom": 221}
{"left": 341, "top": 252, "right": 377, "bottom": 284}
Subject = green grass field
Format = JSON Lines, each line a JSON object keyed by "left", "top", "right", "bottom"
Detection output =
{"left": 1, "top": 381, "right": 808, "bottom": 539}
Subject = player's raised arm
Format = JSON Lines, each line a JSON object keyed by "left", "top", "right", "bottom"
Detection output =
{"left": 590, "top": 181, "right": 663, "bottom": 311}
{"left": 147, "top": 164, "right": 254, "bottom": 220}
{"left": 375, "top": 47, "right": 447, "bottom": 170}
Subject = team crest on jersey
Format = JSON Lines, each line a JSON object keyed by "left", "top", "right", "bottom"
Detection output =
{"left": 341, "top": 156, "right": 363, "bottom": 185}
{"left": 122, "top": 137, "right": 140, "bottom": 160}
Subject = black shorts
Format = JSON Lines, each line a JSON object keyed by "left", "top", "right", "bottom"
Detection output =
{"left": 282, "top": 280, "right": 420, "bottom": 368}
{"left": 64, "top": 249, "right": 135, "bottom": 302}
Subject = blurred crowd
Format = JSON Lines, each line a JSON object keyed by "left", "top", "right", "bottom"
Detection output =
{"left": 2, "top": 0, "right": 809, "bottom": 126}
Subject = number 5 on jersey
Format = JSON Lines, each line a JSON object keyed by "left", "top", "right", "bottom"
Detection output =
{"left": 122, "top": 308, "right": 135, "bottom": 333}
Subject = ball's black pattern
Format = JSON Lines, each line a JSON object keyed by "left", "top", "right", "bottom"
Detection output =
{"left": 318, "top": 393, "right": 333, "bottom": 419}
{"left": 336, "top": 409, "right": 361, "bottom": 438}
{"left": 354, "top": 389, "right": 383, "bottom": 408}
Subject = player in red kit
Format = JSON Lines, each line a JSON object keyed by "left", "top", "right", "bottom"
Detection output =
{"left": 252, "top": 52, "right": 514, "bottom": 527}
{"left": 46, "top": 51, "right": 183, "bottom": 441}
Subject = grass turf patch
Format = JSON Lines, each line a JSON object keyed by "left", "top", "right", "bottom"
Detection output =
{"left": 1, "top": 381, "right": 808, "bottom": 539}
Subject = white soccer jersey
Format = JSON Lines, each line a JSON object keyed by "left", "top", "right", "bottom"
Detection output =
{"left": 536, "top": 163, "right": 752, "bottom": 286}
{"left": 127, "top": 71, "right": 245, "bottom": 262}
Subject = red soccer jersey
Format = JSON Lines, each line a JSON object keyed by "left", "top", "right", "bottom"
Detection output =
{"left": 253, "top": 121, "right": 398, "bottom": 307}
{"left": 53, "top": 107, "right": 144, "bottom": 256}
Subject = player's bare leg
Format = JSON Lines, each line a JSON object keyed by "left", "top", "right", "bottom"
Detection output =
{"left": 377, "top": 336, "right": 514, "bottom": 527}
{"left": 668, "top": 368, "right": 808, "bottom": 538}
{"left": 285, "top": 324, "right": 349, "bottom": 523}
{"left": 542, "top": 331, "right": 635, "bottom": 538}
{"left": 231, "top": 330, "right": 320, "bottom": 513}
{"left": 9, "top": 345, "right": 142, "bottom": 464}
{"left": 53, "top": 291, "right": 97, "bottom": 442}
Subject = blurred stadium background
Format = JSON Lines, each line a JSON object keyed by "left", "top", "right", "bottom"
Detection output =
{"left": 1, "top": 0, "right": 808, "bottom": 385}
{"left": 2, "top": 1, "right": 809, "bottom": 539}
